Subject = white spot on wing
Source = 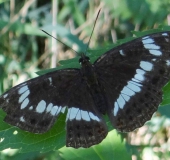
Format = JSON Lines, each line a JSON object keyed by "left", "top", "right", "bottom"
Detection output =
{"left": 29, "top": 106, "right": 33, "bottom": 110}
{"left": 68, "top": 107, "right": 79, "bottom": 120}
{"left": 3, "top": 94, "right": 8, "bottom": 98}
{"left": 121, "top": 94, "right": 130, "bottom": 102}
{"left": 56, "top": 106, "right": 62, "bottom": 115}
{"left": 136, "top": 68, "right": 145, "bottom": 75}
{"left": 166, "top": 60, "right": 170, "bottom": 66}
{"left": 132, "top": 78, "right": 141, "bottom": 83}
{"left": 46, "top": 103, "right": 53, "bottom": 112}
{"left": 117, "top": 95, "right": 125, "bottom": 109}
{"left": 20, "top": 116, "right": 25, "bottom": 122}
{"left": 81, "top": 110, "right": 90, "bottom": 121}
{"left": 76, "top": 110, "right": 81, "bottom": 120}
{"left": 162, "top": 33, "right": 169, "bottom": 41}
{"left": 48, "top": 77, "right": 52, "bottom": 85}
{"left": 162, "top": 33, "right": 168, "bottom": 36}
{"left": 50, "top": 105, "right": 59, "bottom": 116}
{"left": 129, "top": 80, "right": 142, "bottom": 87}
{"left": 140, "top": 61, "right": 153, "bottom": 71}
{"left": 19, "top": 90, "right": 30, "bottom": 103}
{"left": 18, "top": 85, "right": 28, "bottom": 94}
{"left": 36, "top": 100, "right": 46, "bottom": 113}
{"left": 121, "top": 86, "right": 135, "bottom": 96}
{"left": 119, "top": 50, "right": 125, "bottom": 56}
{"left": 142, "top": 36, "right": 149, "bottom": 40}
{"left": 127, "top": 81, "right": 141, "bottom": 92}
{"left": 149, "top": 50, "right": 162, "bottom": 56}
{"left": 21, "top": 98, "right": 29, "bottom": 109}
{"left": 134, "top": 71, "right": 145, "bottom": 81}
{"left": 66, "top": 107, "right": 100, "bottom": 122}
{"left": 144, "top": 43, "right": 160, "bottom": 49}
{"left": 165, "top": 38, "right": 169, "bottom": 42}
{"left": 142, "top": 38, "right": 154, "bottom": 44}
{"left": 113, "top": 102, "right": 119, "bottom": 116}
{"left": 88, "top": 112, "right": 100, "bottom": 121}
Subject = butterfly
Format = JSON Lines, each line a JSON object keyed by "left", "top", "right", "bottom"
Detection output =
{"left": 0, "top": 31, "right": 170, "bottom": 148}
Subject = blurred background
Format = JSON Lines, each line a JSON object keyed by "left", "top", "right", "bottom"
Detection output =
{"left": 0, "top": 0, "right": 170, "bottom": 159}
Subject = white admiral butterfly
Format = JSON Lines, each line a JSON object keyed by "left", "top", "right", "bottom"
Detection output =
{"left": 0, "top": 31, "right": 170, "bottom": 148}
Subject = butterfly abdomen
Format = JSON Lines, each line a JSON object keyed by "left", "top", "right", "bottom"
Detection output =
{"left": 88, "top": 83, "right": 108, "bottom": 115}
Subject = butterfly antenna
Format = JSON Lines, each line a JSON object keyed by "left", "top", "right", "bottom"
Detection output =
{"left": 41, "top": 29, "right": 79, "bottom": 55}
{"left": 84, "top": 9, "right": 101, "bottom": 54}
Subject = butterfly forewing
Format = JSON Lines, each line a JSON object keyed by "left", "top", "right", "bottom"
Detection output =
{"left": 94, "top": 32, "right": 170, "bottom": 132}
{"left": 0, "top": 69, "right": 80, "bottom": 133}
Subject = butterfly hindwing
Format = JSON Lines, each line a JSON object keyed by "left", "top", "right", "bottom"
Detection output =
{"left": 94, "top": 32, "right": 170, "bottom": 132}
{"left": 66, "top": 82, "right": 107, "bottom": 148}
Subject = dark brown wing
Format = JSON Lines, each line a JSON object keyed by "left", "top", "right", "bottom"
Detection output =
{"left": 0, "top": 69, "right": 80, "bottom": 133}
{"left": 94, "top": 32, "right": 170, "bottom": 132}
{"left": 66, "top": 80, "right": 107, "bottom": 148}
{"left": 0, "top": 68, "right": 107, "bottom": 148}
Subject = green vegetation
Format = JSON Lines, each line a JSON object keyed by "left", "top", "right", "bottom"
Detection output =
{"left": 0, "top": 0, "right": 170, "bottom": 159}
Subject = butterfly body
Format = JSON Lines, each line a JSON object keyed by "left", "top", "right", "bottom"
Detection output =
{"left": 80, "top": 56, "right": 108, "bottom": 114}
{"left": 1, "top": 31, "right": 170, "bottom": 148}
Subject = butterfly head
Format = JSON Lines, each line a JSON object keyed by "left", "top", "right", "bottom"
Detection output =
{"left": 79, "top": 56, "right": 90, "bottom": 65}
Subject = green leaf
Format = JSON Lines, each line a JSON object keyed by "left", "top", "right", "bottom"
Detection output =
{"left": 59, "top": 130, "right": 131, "bottom": 160}
{"left": 158, "top": 105, "right": 170, "bottom": 119}
{"left": 0, "top": 110, "right": 66, "bottom": 152}
{"left": 0, "top": 20, "right": 41, "bottom": 35}
{"left": 162, "top": 82, "right": 170, "bottom": 106}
